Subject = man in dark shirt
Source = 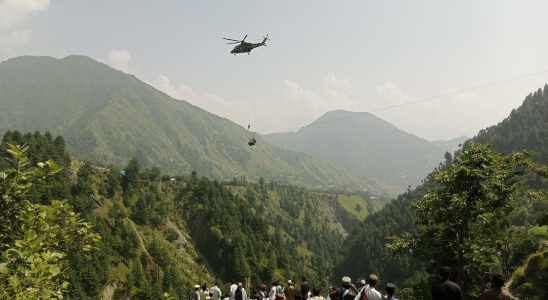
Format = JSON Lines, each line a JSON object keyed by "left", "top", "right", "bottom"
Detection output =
{"left": 477, "top": 273, "right": 513, "bottom": 300}
{"left": 300, "top": 276, "right": 310, "bottom": 299}
{"left": 431, "top": 266, "right": 463, "bottom": 300}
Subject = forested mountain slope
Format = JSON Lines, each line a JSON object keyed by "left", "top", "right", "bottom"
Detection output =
{"left": 0, "top": 55, "right": 386, "bottom": 192}
{"left": 264, "top": 110, "right": 446, "bottom": 188}
{"left": 0, "top": 131, "right": 384, "bottom": 299}
{"left": 468, "top": 85, "right": 548, "bottom": 164}
{"left": 333, "top": 85, "right": 548, "bottom": 299}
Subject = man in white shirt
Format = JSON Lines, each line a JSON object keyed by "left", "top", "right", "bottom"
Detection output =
{"left": 211, "top": 281, "right": 222, "bottom": 300}
{"left": 269, "top": 281, "right": 277, "bottom": 300}
{"left": 355, "top": 275, "right": 381, "bottom": 300}
{"left": 230, "top": 280, "right": 238, "bottom": 297}
{"left": 190, "top": 285, "right": 201, "bottom": 300}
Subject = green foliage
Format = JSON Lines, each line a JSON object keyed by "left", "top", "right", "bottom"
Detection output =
{"left": 509, "top": 242, "right": 548, "bottom": 300}
{"left": 0, "top": 144, "right": 100, "bottom": 299}
{"left": 387, "top": 141, "right": 548, "bottom": 295}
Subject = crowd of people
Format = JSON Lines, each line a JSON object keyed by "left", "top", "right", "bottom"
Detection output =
{"left": 189, "top": 275, "right": 397, "bottom": 300}
{"left": 189, "top": 267, "right": 515, "bottom": 300}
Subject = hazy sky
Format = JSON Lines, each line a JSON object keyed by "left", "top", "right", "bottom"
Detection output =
{"left": 2, "top": 0, "right": 548, "bottom": 141}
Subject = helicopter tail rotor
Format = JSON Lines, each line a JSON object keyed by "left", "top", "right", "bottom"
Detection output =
{"left": 261, "top": 34, "right": 270, "bottom": 45}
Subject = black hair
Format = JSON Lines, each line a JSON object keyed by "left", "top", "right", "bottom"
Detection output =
{"left": 490, "top": 273, "right": 505, "bottom": 288}
{"left": 215, "top": 281, "right": 219, "bottom": 286}
{"left": 302, "top": 276, "right": 307, "bottom": 281}
{"left": 385, "top": 286, "right": 395, "bottom": 296}
{"left": 203, "top": 283, "right": 208, "bottom": 291}
{"left": 438, "top": 266, "right": 451, "bottom": 280}
{"left": 232, "top": 279, "right": 236, "bottom": 284}
{"left": 312, "top": 287, "right": 321, "bottom": 296}
{"left": 368, "top": 278, "right": 377, "bottom": 287}
{"left": 341, "top": 283, "right": 351, "bottom": 289}
{"left": 225, "top": 293, "right": 230, "bottom": 298}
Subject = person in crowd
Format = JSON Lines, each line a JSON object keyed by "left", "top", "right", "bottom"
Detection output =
{"left": 355, "top": 275, "right": 381, "bottom": 300}
{"left": 223, "top": 293, "right": 231, "bottom": 300}
{"left": 259, "top": 284, "right": 267, "bottom": 300}
{"left": 477, "top": 273, "right": 513, "bottom": 300}
{"left": 357, "top": 280, "right": 368, "bottom": 293}
{"left": 330, "top": 277, "right": 358, "bottom": 300}
{"left": 301, "top": 276, "right": 310, "bottom": 299}
{"left": 326, "top": 285, "right": 338, "bottom": 300}
{"left": 201, "top": 283, "right": 210, "bottom": 300}
{"left": 308, "top": 287, "right": 325, "bottom": 300}
{"left": 431, "top": 266, "right": 463, "bottom": 300}
{"left": 383, "top": 283, "right": 399, "bottom": 300}
{"left": 211, "top": 281, "right": 222, "bottom": 300}
{"left": 190, "top": 285, "right": 201, "bottom": 300}
{"left": 284, "top": 280, "right": 296, "bottom": 300}
{"left": 275, "top": 280, "right": 284, "bottom": 300}
{"left": 230, "top": 280, "right": 238, "bottom": 297}
{"left": 269, "top": 281, "right": 278, "bottom": 300}
{"left": 233, "top": 282, "right": 248, "bottom": 300}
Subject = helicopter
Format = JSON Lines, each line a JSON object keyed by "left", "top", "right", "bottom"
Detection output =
{"left": 223, "top": 34, "right": 269, "bottom": 55}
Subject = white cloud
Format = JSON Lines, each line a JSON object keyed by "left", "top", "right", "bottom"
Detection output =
{"left": 0, "top": 0, "right": 49, "bottom": 55}
{"left": 0, "top": 0, "right": 50, "bottom": 29}
{"left": 107, "top": 49, "right": 131, "bottom": 73}
{"left": 324, "top": 72, "right": 352, "bottom": 93}
{"left": 0, "top": 29, "right": 31, "bottom": 53}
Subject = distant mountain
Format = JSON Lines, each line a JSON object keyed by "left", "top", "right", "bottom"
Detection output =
{"left": 0, "top": 55, "right": 386, "bottom": 191}
{"left": 264, "top": 110, "right": 446, "bottom": 188}
{"left": 431, "top": 135, "right": 468, "bottom": 152}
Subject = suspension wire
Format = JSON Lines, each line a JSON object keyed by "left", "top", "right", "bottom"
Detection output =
{"left": 275, "top": 69, "right": 548, "bottom": 133}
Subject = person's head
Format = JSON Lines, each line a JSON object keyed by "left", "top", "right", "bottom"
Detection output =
{"left": 261, "top": 284, "right": 266, "bottom": 290}
{"left": 271, "top": 281, "right": 276, "bottom": 287}
{"left": 368, "top": 275, "right": 378, "bottom": 287}
{"left": 301, "top": 276, "right": 307, "bottom": 282}
{"left": 203, "top": 283, "right": 208, "bottom": 291}
{"left": 195, "top": 285, "right": 201, "bottom": 291}
{"left": 385, "top": 283, "right": 395, "bottom": 296}
{"left": 360, "top": 280, "right": 366, "bottom": 287}
{"left": 238, "top": 282, "right": 243, "bottom": 289}
{"left": 288, "top": 280, "right": 293, "bottom": 286}
{"left": 210, "top": 292, "right": 214, "bottom": 297}
{"left": 225, "top": 293, "right": 230, "bottom": 298}
{"left": 438, "top": 266, "right": 451, "bottom": 280}
{"left": 215, "top": 281, "right": 219, "bottom": 286}
{"left": 342, "top": 276, "right": 351, "bottom": 288}
{"left": 490, "top": 273, "right": 506, "bottom": 288}
{"left": 312, "top": 287, "right": 321, "bottom": 296}
{"left": 232, "top": 279, "right": 236, "bottom": 284}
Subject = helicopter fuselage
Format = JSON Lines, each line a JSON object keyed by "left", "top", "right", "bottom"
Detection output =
{"left": 230, "top": 42, "right": 265, "bottom": 54}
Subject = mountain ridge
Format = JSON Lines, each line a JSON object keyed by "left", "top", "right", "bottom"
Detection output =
{"left": 0, "top": 55, "right": 391, "bottom": 193}
{"left": 264, "top": 109, "right": 447, "bottom": 188}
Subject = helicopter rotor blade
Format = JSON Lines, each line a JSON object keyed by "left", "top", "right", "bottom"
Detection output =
{"left": 223, "top": 38, "right": 242, "bottom": 42}
{"left": 242, "top": 34, "right": 247, "bottom": 41}
{"left": 226, "top": 41, "right": 240, "bottom": 44}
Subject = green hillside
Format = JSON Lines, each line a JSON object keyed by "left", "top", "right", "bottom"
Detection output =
{"left": 0, "top": 131, "right": 382, "bottom": 299}
{"left": 0, "top": 55, "right": 387, "bottom": 193}
{"left": 333, "top": 85, "right": 548, "bottom": 299}
{"left": 264, "top": 110, "right": 446, "bottom": 188}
